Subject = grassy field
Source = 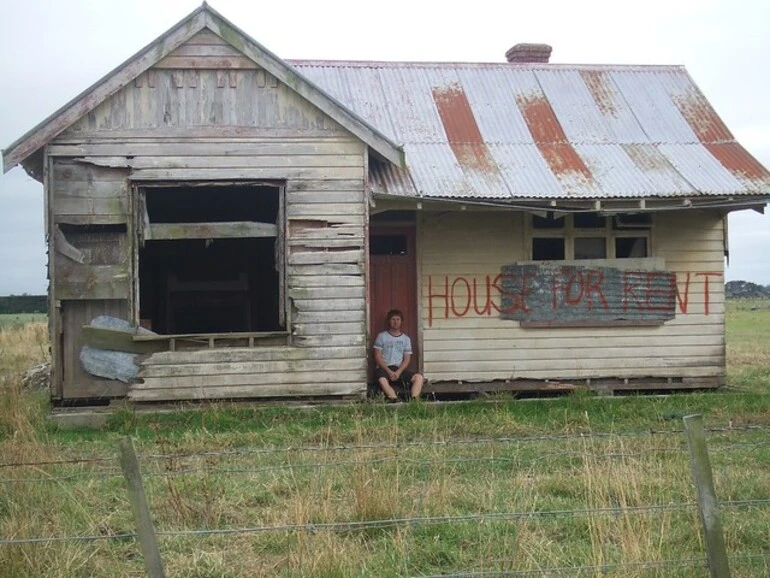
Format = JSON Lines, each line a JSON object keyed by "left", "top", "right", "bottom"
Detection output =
{"left": 1, "top": 303, "right": 768, "bottom": 577}
{"left": 0, "top": 312, "right": 46, "bottom": 330}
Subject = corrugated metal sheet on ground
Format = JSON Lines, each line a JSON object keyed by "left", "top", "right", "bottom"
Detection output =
{"left": 291, "top": 61, "right": 770, "bottom": 200}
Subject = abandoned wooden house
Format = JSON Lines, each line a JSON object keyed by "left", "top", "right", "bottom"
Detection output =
{"left": 3, "top": 4, "right": 770, "bottom": 403}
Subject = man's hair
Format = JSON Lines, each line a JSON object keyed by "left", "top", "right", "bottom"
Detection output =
{"left": 386, "top": 309, "right": 403, "bottom": 323}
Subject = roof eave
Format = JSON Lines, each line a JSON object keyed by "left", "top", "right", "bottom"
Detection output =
{"left": 370, "top": 192, "right": 770, "bottom": 213}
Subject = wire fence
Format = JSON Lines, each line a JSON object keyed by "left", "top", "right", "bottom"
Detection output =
{"left": 2, "top": 419, "right": 769, "bottom": 576}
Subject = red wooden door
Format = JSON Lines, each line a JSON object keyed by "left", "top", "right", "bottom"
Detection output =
{"left": 369, "top": 226, "right": 418, "bottom": 372}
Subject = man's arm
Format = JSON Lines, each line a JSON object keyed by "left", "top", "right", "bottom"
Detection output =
{"left": 394, "top": 353, "right": 411, "bottom": 378}
{"left": 373, "top": 347, "right": 397, "bottom": 380}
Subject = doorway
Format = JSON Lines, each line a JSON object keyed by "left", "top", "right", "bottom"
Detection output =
{"left": 369, "top": 225, "right": 418, "bottom": 372}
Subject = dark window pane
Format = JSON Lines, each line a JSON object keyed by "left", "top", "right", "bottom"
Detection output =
{"left": 574, "top": 213, "right": 606, "bottom": 228}
{"left": 370, "top": 235, "right": 408, "bottom": 255}
{"left": 533, "top": 214, "right": 566, "bottom": 229}
{"left": 613, "top": 213, "right": 652, "bottom": 230}
{"left": 533, "top": 237, "right": 565, "bottom": 260}
{"left": 616, "top": 237, "right": 648, "bottom": 258}
{"left": 574, "top": 237, "right": 607, "bottom": 259}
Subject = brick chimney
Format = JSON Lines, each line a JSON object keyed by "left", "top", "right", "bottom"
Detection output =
{"left": 505, "top": 43, "right": 552, "bottom": 63}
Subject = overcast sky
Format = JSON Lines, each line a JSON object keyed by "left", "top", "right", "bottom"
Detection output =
{"left": 1, "top": 0, "right": 769, "bottom": 295}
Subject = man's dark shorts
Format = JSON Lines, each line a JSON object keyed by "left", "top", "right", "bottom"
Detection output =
{"left": 374, "top": 365, "right": 414, "bottom": 388}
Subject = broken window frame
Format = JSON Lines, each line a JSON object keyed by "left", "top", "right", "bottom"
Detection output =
{"left": 130, "top": 180, "right": 288, "bottom": 340}
{"left": 529, "top": 212, "right": 652, "bottom": 261}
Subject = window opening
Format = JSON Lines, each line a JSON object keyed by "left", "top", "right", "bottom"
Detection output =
{"left": 138, "top": 184, "right": 283, "bottom": 334}
{"left": 530, "top": 212, "right": 651, "bottom": 260}
{"left": 370, "top": 235, "right": 408, "bottom": 255}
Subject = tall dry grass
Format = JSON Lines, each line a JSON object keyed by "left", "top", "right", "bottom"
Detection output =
{"left": 0, "top": 321, "right": 49, "bottom": 442}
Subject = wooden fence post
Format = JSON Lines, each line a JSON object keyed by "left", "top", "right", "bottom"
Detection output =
{"left": 683, "top": 414, "right": 731, "bottom": 578}
{"left": 118, "top": 437, "right": 166, "bottom": 578}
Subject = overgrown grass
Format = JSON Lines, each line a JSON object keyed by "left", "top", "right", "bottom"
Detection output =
{"left": 726, "top": 298, "right": 770, "bottom": 394}
{"left": 0, "top": 305, "right": 768, "bottom": 577}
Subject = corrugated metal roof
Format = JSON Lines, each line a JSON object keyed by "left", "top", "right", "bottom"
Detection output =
{"left": 290, "top": 60, "right": 770, "bottom": 201}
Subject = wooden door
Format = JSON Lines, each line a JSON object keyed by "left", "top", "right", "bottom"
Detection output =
{"left": 369, "top": 226, "right": 418, "bottom": 372}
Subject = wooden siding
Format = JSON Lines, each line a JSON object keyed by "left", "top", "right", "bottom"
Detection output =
{"left": 54, "top": 227, "right": 129, "bottom": 300}
{"left": 419, "top": 210, "right": 725, "bottom": 383}
{"left": 46, "top": 36, "right": 371, "bottom": 401}
{"left": 52, "top": 160, "right": 129, "bottom": 224}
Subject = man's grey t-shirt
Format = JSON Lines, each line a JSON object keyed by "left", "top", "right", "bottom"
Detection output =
{"left": 374, "top": 331, "right": 412, "bottom": 367}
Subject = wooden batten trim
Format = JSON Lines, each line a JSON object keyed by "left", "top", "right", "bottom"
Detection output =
{"left": 148, "top": 221, "right": 277, "bottom": 240}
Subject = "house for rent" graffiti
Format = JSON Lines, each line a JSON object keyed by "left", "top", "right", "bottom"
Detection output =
{"left": 426, "top": 265, "right": 722, "bottom": 327}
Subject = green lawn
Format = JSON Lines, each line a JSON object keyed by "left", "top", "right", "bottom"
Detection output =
{"left": 0, "top": 312, "right": 46, "bottom": 330}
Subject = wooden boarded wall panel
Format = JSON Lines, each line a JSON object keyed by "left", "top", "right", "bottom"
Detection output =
{"left": 419, "top": 209, "right": 725, "bottom": 383}
{"left": 60, "top": 299, "right": 129, "bottom": 399}
{"left": 52, "top": 160, "right": 129, "bottom": 224}
{"left": 61, "top": 68, "right": 348, "bottom": 135}
{"left": 54, "top": 227, "right": 129, "bottom": 300}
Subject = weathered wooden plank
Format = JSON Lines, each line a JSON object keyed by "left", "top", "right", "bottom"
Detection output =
{"left": 148, "top": 222, "right": 277, "bottom": 240}
{"left": 141, "top": 345, "right": 365, "bottom": 365}
{"left": 288, "top": 286, "right": 363, "bottom": 300}
{"left": 53, "top": 160, "right": 128, "bottom": 183}
{"left": 288, "top": 238, "right": 364, "bottom": 250}
{"left": 139, "top": 356, "right": 365, "bottom": 378}
{"left": 54, "top": 214, "right": 128, "bottom": 225}
{"left": 288, "top": 191, "right": 364, "bottom": 204}
{"left": 288, "top": 249, "right": 364, "bottom": 266}
{"left": 422, "top": 344, "right": 724, "bottom": 363}
{"left": 293, "top": 321, "right": 364, "bottom": 337}
{"left": 287, "top": 263, "right": 363, "bottom": 276}
{"left": 292, "top": 310, "right": 366, "bottom": 324}
{"left": 108, "top": 154, "right": 364, "bottom": 169}
{"left": 288, "top": 221, "right": 361, "bottom": 238}
{"left": 57, "top": 180, "right": 129, "bottom": 198}
{"left": 287, "top": 204, "right": 365, "bottom": 217}
{"left": 56, "top": 268, "right": 130, "bottom": 300}
{"left": 166, "top": 44, "right": 242, "bottom": 57}
{"left": 421, "top": 315, "right": 724, "bottom": 332}
{"left": 59, "top": 379, "right": 129, "bottom": 398}
{"left": 184, "top": 30, "right": 231, "bottom": 46}
{"left": 53, "top": 129, "right": 359, "bottom": 142}
{"left": 134, "top": 369, "right": 365, "bottom": 388}
{"left": 423, "top": 329, "right": 725, "bottom": 346}
{"left": 423, "top": 354, "right": 724, "bottom": 373}
{"left": 293, "top": 334, "right": 367, "bottom": 347}
{"left": 424, "top": 366, "right": 725, "bottom": 382}
{"left": 81, "top": 326, "right": 167, "bottom": 354}
{"left": 54, "top": 227, "right": 86, "bottom": 263}
{"left": 130, "top": 167, "right": 365, "bottom": 180}
{"left": 155, "top": 55, "right": 259, "bottom": 69}
{"left": 129, "top": 381, "right": 364, "bottom": 401}
{"left": 54, "top": 196, "right": 128, "bottom": 218}
{"left": 292, "top": 298, "right": 366, "bottom": 312}
{"left": 289, "top": 275, "right": 365, "bottom": 288}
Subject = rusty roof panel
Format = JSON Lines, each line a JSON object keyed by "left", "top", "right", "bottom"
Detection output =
{"left": 291, "top": 61, "right": 770, "bottom": 201}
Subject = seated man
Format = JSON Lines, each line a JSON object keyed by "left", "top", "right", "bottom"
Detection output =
{"left": 373, "top": 309, "right": 424, "bottom": 402}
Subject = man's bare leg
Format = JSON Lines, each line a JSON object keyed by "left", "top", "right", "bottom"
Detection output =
{"left": 378, "top": 377, "right": 399, "bottom": 400}
{"left": 410, "top": 373, "right": 424, "bottom": 399}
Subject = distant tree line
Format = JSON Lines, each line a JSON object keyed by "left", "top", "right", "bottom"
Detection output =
{"left": 725, "top": 281, "right": 770, "bottom": 299}
{"left": 0, "top": 295, "right": 47, "bottom": 314}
